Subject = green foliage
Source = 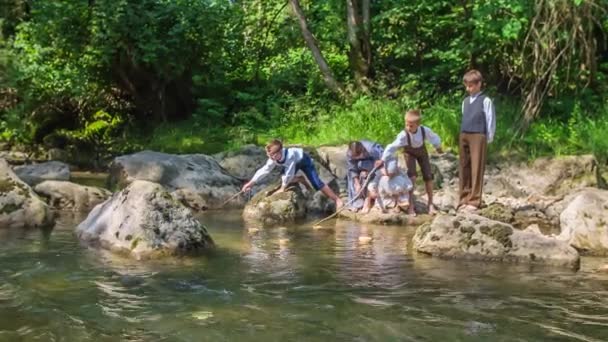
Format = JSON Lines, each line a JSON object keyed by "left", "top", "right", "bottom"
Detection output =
{"left": 0, "top": 0, "right": 605, "bottom": 168}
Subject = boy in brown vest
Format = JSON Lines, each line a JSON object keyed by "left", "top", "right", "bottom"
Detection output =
{"left": 458, "top": 69, "right": 496, "bottom": 212}
{"left": 379, "top": 109, "right": 443, "bottom": 215}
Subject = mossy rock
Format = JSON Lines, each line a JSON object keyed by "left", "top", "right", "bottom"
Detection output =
{"left": 479, "top": 203, "right": 514, "bottom": 224}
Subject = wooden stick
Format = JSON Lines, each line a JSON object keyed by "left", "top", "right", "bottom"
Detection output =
{"left": 219, "top": 190, "right": 246, "bottom": 208}
{"left": 312, "top": 164, "right": 380, "bottom": 227}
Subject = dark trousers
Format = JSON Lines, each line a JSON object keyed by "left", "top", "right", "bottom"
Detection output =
{"left": 458, "top": 133, "right": 487, "bottom": 208}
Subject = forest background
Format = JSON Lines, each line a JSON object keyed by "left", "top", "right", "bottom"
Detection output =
{"left": 0, "top": 0, "right": 607, "bottom": 168}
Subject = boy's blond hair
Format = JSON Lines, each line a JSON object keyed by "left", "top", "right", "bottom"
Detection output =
{"left": 463, "top": 69, "right": 483, "bottom": 84}
{"left": 265, "top": 139, "right": 283, "bottom": 152}
{"left": 405, "top": 109, "right": 421, "bottom": 123}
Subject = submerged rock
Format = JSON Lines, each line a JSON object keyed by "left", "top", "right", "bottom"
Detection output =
{"left": 107, "top": 150, "right": 242, "bottom": 210}
{"left": 558, "top": 188, "right": 608, "bottom": 256}
{"left": 76, "top": 180, "right": 214, "bottom": 259}
{"left": 13, "top": 160, "right": 70, "bottom": 186}
{"left": 34, "top": 180, "right": 111, "bottom": 211}
{"left": 0, "top": 158, "right": 53, "bottom": 228}
{"left": 413, "top": 214, "right": 580, "bottom": 270}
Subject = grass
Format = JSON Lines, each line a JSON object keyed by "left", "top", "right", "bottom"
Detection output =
{"left": 134, "top": 94, "right": 608, "bottom": 165}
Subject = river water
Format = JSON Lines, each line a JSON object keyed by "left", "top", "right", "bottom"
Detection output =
{"left": 1, "top": 210, "right": 607, "bottom": 341}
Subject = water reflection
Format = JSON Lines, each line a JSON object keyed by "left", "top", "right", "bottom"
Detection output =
{"left": 0, "top": 210, "right": 607, "bottom": 341}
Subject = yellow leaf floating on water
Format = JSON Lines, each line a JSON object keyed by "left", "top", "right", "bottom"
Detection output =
{"left": 312, "top": 225, "right": 323, "bottom": 229}
{"left": 192, "top": 311, "right": 214, "bottom": 320}
{"left": 247, "top": 227, "right": 260, "bottom": 233}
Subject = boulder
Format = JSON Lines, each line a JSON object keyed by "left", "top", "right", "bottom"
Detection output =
{"left": 558, "top": 188, "right": 608, "bottom": 255}
{"left": 34, "top": 180, "right": 111, "bottom": 211}
{"left": 107, "top": 150, "right": 243, "bottom": 210}
{"left": 339, "top": 208, "right": 432, "bottom": 226}
{"left": 485, "top": 155, "right": 598, "bottom": 199}
{"left": 316, "top": 145, "right": 348, "bottom": 180}
{"left": 13, "top": 161, "right": 70, "bottom": 186}
{"left": 242, "top": 183, "right": 307, "bottom": 225}
{"left": 0, "top": 159, "right": 53, "bottom": 228}
{"left": 76, "top": 180, "right": 214, "bottom": 259}
{"left": 213, "top": 145, "right": 270, "bottom": 181}
{"left": 413, "top": 214, "right": 580, "bottom": 270}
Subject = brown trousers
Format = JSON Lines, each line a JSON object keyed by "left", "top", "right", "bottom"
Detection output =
{"left": 404, "top": 146, "right": 433, "bottom": 181}
{"left": 458, "top": 133, "right": 487, "bottom": 208}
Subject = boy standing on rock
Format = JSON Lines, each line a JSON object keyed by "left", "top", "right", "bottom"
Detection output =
{"left": 378, "top": 109, "right": 443, "bottom": 215}
{"left": 458, "top": 69, "right": 496, "bottom": 212}
{"left": 242, "top": 139, "right": 344, "bottom": 208}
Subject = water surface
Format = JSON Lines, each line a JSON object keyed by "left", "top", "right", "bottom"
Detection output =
{"left": 1, "top": 211, "right": 607, "bottom": 341}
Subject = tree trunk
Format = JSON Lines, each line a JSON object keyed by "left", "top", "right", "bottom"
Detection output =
{"left": 289, "top": 0, "right": 344, "bottom": 96}
{"left": 346, "top": 0, "right": 371, "bottom": 91}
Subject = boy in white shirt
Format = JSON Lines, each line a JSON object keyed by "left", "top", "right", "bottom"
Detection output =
{"left": 242, "top": 139, "right": 344, "bottom": 208}
{"left": 378, "top": 109, "right": 443, "bottom": 215}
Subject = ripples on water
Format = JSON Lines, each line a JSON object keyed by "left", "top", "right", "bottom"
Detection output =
{"left": 0, "top": 210, "right": 607, "bottom": 341}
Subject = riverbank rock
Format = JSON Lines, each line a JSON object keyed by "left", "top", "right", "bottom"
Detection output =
{"left": 0, "top": 159, "right": 53, "bottom": 228}
{"left": 213, "top": 145, "right": 270, "bottom": 181}
{"left": 413, "top": 214, "right": 580, "bottom": 270}
{"left": 34, "top": 180, "right": 111, "bottom": 211}
{"left": 107, "top": 150, "right": 243, "bottom": 210}
{"left": 339, "top": 208, "right": 432, "bottom": 226}
{"left": 558, "top": 188, "right": 608, "bottom": 256}
{"left": 316, "top": 145, "right": 348, "bottom": 180}
{"left": 76, "top": 180, "right": 214, "bottom": 259}
{"left": 13, "top": 161, "right": 70, "bottom": 186}
{"left": 242, "top": 183, "right": 307, "bottom": 225}
{"left": 485, "top": 155, "right": 599, "bottom": 199}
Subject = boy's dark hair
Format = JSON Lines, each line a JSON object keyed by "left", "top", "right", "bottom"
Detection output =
{"left": 265, "top": 139, "right": 283, "bottom": 152}
{"left": 348, "top": 141, "right": 365, "bottom": 156}
{"left": 463, "top": 69, "right": 483, "bottom": 84}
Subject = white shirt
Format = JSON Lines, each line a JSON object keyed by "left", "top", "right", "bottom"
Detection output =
{"left": 462, "top": 92, "right": 496, "bottom": 143}
{"left": 250, "top": 147, "right": 304, "bottom": 187}
{"left": 381, "top": 126, "right": 441, "bottom": 162}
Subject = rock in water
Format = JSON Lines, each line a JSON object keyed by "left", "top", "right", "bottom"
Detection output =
{"left": 34, "top": 180, "right": 111, "bottom": 212}
{"left": 76, "top": 180, "right": 214, "bottom": 259}
{"left": 13, "top": 161, "right": 70, "bottom": 186}
{"left": 107, "top": 151, "right": 242, "bottom": 210}
{"left": 242, "top": 184, "right": 307, "bottom": 225}
{"left": 558, "top": 188, "right": 608, "bottom": 256}
{"left": 0, "top": 158, "right": 53, "bottom": 228}
{"left": 413, "top": 214, "right": 580, "bottom": 270}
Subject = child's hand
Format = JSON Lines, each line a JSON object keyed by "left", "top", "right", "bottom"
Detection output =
{"left": 242, "top": 181, "right": 254, "bottom": 192}
{"left": 374, "top": 160, "right": 384, "bottom": 169}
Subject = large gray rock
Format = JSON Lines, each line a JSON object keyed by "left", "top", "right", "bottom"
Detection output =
{"left": 13, "top": 161, "right": 70, "bottom": 186}
{"left": 242, "top": 175, "right": 338, "bottom": 225}
{"left": 558, "top": 188, "right": 608, "bottom": 255}
{"left": 316, "top": 145, "right": 348, "bottom": 180}
{"left": 213, "top": 145, "right": 270, "bottom": 181}
{"left": 0, "top": 159, "right": 53, "bottom": 228}
{"left": 413, "top": 214, "right": 580, "bottom": 270}
{"left": 34, "top": 180, "right": 111, "bottom": 212}
{"left": 76, "top": 180, "right": 214, "bottom": 259}
{"left": 107, "top": 150, "right": 243, "bottom": 210}
{"left": 242, "top": 183, "right": 307, "bottom": 225}
{"left": 485, "top": 155, "right": 598, "bottom": 199}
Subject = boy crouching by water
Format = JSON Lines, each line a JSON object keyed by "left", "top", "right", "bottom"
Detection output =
{"left": 346, "top": 140, "right": 384, "bottom": 213}
{"left": 378, "top": 109, "right": 443, "bottom": 215}
{"left": 368, "top": 158, "right": 412, "bottom": 214}
{"left": 242, "top": 139, "right": 344, "bottom": 208}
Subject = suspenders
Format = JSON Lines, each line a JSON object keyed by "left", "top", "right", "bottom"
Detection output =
{"left": 405, "top": 127, "right": 426, "bottom": 147}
